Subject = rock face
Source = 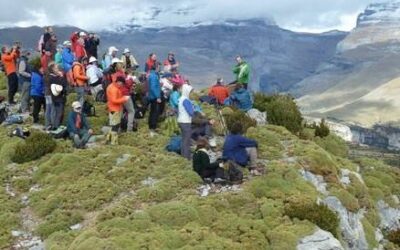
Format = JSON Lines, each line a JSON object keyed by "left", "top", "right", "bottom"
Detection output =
{"left": 377, "top": 200, "right": 400, "bottom": 231}
{"left": 297, "top": 228, "right": 344, "bottom": 250}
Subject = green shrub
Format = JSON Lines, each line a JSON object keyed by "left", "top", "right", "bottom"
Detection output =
{"left": 253, "top": 93, "right": 303, "bottom": 134}
{"left": 314, "top": 134, "right": 349, "bottom": 158}
{"left": 284, "top": 196, "right": 339, "bottom": 237}
{"left": 315, "top": 119, "right": 330, "bottom": 138}
{"left": 224, "top": 109, "right": 257, "bottom": 134}
{"left": 11, "top": 131, "right": 56, "bottom": 163}
{"left": 387, "top": 229, "right": 400, "bottom": 246}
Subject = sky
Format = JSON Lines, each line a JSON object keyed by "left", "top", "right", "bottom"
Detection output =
{"left": 0, "top": 0, "right": 387, "bottom": 33}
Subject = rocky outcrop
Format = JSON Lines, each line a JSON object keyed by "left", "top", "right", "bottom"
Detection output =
{"left": 377, "top": 200, "right": 400, "bottom": 231}
{"left": 297, "top": 228, "right": 344, "bottom": 250}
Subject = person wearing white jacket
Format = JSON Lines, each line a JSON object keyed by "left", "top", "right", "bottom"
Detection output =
{"left": 178, "top": 84, "right": 194, "bottom": 160}
{"left": 86, "top": 57, "right": 103, "bottom": 99}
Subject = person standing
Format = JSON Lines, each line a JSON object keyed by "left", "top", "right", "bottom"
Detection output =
{"left": 106, "top": 76, "right": 129, "bottom": 145}
{"left": 178, "top": 84, "right": 195, "bottom": 160}
{"left": 85, "top": 33, "right": 100, "bottom": 59}
{"left": 61, "top": 41, "right": 75, "bottom": 84}
{"left": 86, "top": 57, "right": 103, "bottom": 99}
{"left": 1, "top": 45, "right": 19, "bottom": 104}
{"left": 72, "top": 57, "right": 89, "bottom": 106}
{"left": 75, "top": 32, "right": 87, "bottom": 59}
{"left": 121, "top": 48, "right": 139, "bottom": 71}
{"left": 163, "top": 52, "right": 179, "bottom": 73}
{"left": 54, "top": 44, "right": 63, "bottom": 69}
{"left": 147, "top": 65, "right": 161, "bottom": 135}
{"left": 30, "top": 65, "right": 45, "bottom": 124}
{"left": 67, "top": 101, "right": 93, "bottom": 149}
{"left": 232, "top": 55, "right": 250, "bottom": 89}
{"left": 18, "top": 50, "right": 32, "bottom": 113}
{"left": 145, "top": 53, "right": 157, "bottom": 74}
{"left": 49, "top": 63, "right": 67, "bottom": 129}
{"left": 103, "top": 46, "right": 119, "bottom": 70}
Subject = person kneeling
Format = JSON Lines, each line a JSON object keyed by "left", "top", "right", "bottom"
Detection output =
{"left": 193, "top": 137, "right": 225, "bottom": 183}
{"left": 222, "top": 121, "right": 262, "bottom": 175}
{"left": 67, "top": 101, "right": 93, "bottom": 149}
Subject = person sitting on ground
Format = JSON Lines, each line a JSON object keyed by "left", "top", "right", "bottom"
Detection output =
{"left": 30, "top": 65, "right": 45, "bottom": 124}
{"left": 72, "top": 56, "right": 89, "bottom": 105}
{"left": 103, "top": 46, "right": 119, "bottom": 70}
{"left": 86, "top": 56, "right": 104, "bottom": 99}
{"left": 222, "top": 121, "right": 261, "bottom": 175}
{"left": 1, "top": 45, "right": 19, "bottom": 104}
{"left": 121, "top": 48, "right": 139, "bottom": 71}
{"left": 208, "top": 78, "right": 229, "bottom": 105}
{"left": 163, "top": 52, "right": 179, "bottom": 73}
{"left": 193, "top": 137, "right": 225, "bottom": 181}
{"left": 191, "top": 111, "right": 215, "bottom": 143}
{"left": 228, "top": 83, "right": 253, "bottom": 112}
{"left": 67, "top": 101, "right": 93, "bottom": 149}
{"left": 106, "top": 76, "right": 129, "bottom": 145}
{"left": 232, "top": 55, "right": 250, "bottom": 89}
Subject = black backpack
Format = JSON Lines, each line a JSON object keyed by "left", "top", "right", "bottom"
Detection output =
{"left": 95, "top": 89, "right": 107, "bottom": 103}
{"left": 225, "top": 161, "right": 243, "bottom": 184}
{"left": 83, "top": 101, "right": 96, "bottom": 117}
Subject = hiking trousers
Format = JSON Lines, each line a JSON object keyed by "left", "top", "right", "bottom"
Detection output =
{"left": 32, "top": 96, "right": 45, "bottom": 123}
{"left": 148, "top": 100, "right": 160, "bottom": 130}
{"left": 45, "top": 95, "right": 53, "bottom": 127}
{"left": 7, "top": 72, "right": 18, "bottom": 104}
{"left": 75, "top": 86, "right": 85, "bottom": 106}
{"left": 70, "top": 129, "right": 91, "bottom": 148}
{"left": 20, "top": 81, "right": 31, "bottom": 112}
{"left": 51, "top": 102, "right": 64, "bottom": 129}
{"left": 246, "top": 147, "right": 258, "bottom": 169}
{"left": 179, "top": 123, "right": 192, "bottom": 160}
{"left": 123, "top": 97, "right": 135, "bottom": 131}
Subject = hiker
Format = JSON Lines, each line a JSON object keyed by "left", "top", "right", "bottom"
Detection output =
{"left": 1, "top": 45, "right": 19, "bottom": 104}
{"left": 178, "top": 84, "right": 195, "bottom": 159}
{"left": 192, "top": 111, "right": 215, "bottom": 143}
{"left": 228, "top": 83, "right": 253, "bottom": 112}
{"left": 169, "top": 84, "right": 181, "bottom": 112}
{"left": 170, "top": 68, "right": 185, "bottom": 86}
{"left": 193, "top": 137, "right": 225, "bottom": 181}
{"left": 85, "top": 33, "right": 100, "bottom": 59}
{"left": 103, "top": 46, "right": 118, "bottom": 69}
{"left": 145, "top": 53, "right": 158, "bottom": 74}
{"left": 67, "top": 101, "right": 93, "bottom": 148}
{"left": 44, "top": 33, "right": 57, "bottom": 59}
{"left": 222, "top": 121, "right": 261, "bottom": 175}
{"left": 41, "top": 49, "right": 51, "bottom": 71}
{"left": 18, "top": 50, "right": 32, "bottom": 113}
{"left": 232, "top": 55, "right": 250, "bottom": 89}
{"left": 48, "top": 63, "right": 67, "bottom": 129}
{"left": 75, "top": 32, "right": 87, "bottom": 59}
{"left": 106, "top": 76, "right": 130, "bottom": 145}
{"left": 38, "top": 26, "right": 53, "bottom": 53}
{"left": 121, "top": 48, "right": 139, "bottom": 71}
{"left": 70, "top": 31, "right": 79, "bottom": 54}
{"left": 148, "top": 64, "right": 162, "bottom": 135}
{"left": 86, "top": 56, "right": 103, "bottom": 99}
{"left": 163, "top": 52, "right": 179, "bottom": 73}
{"left": 208, "top": 78, "right": 229, "bottom": 105}
{"left": 72, "top": 56, "right": 89, "bottom": 105}
{"left": 30, "top": 64, "right": 45, "bottom": 124}
{"left": 54, "top": 44, "right": 63, "bottom": 69}
{"left": 61, "top": 41, "right": 75, "bottom": 84}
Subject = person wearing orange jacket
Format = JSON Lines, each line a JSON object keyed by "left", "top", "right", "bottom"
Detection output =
{"left": 208, "top": 78, "right": 229, "bottom": 105}
{"left": 72, "top": 56, "right": 89, "bottom": 106}
{"left": 106, "top": 76, "right": 129, "bottom": 145}
{"left": 1, "top": 45, "right": 19, "bottom": 104}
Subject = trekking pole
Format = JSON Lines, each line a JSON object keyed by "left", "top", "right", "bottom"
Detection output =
{"left": 216, "top": 105, "right": 228, "bottom": 136}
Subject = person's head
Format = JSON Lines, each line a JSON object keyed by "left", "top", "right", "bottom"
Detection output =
{"left": 71, "top": 101, "right": 82, "bottom": 113}
{"left": 171, "top": 68, "right": 178, "bottom": 74}
{"left": 196, "top": 137, "right": 209, "bottom": 150}
{"left": 230, "top": 121, "right": 244, "bottom": 135}
{"left": 79, "top": 31, "right": 87, "bottom": 38}
{"left": 109, "top": 46, "right": 118, "bottom": 57}
{"left": 89, "top": 56, "right": 97, "bottom": 65}
{"left": 51, "top": 33, "right": 57, "bottom": 41}
{"left": 89, "top": 33, "right": 94, "bottom": 38}
{"left": 63, "top": 40, "right": 72, "bottom": 48}
{"left": 116, "top": 76, "right": 125, "bottom": 86}
{"left": 172, "top": 84, "right": 180, "bottom": 92}
{"left": 149, "top": 53, "right": 157, "bottom": 61}
{"left": 123, "top": 48, "right": 130, "bottom": 56}
{"left": 56, "top": 44, "right": 63, "bottom": 53}
{"left": 168, "top": 52, "right": 174, "bottom": 60}
{"left": 47, "top": 62, "right": 58, "bottom": 74}
{"left": 79, "top": 56, "right": 88, "bottom": 66}
{"left": 47, "top": 26, "right": 53, "bottom": 33}
{"left": 235, "top": 83, "right": 244, "bottom": 91}
{"left": 1, "top": 46, "right": 9, "bottom": 54}
{"left": 236, "top": 55, "right": 242, "bottom": 64}
{"left": 216, "top": 78, "right": 223, "bottom": 85}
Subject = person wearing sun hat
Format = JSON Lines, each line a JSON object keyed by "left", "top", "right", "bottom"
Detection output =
{"left": 67, "top": 101, "right": 93, "bottom": 148}
{"left": 86, "top": 56, "right": 104, "bottom": 99}
{"left": 121, "top": 48, "right": 139, "bottom": 71}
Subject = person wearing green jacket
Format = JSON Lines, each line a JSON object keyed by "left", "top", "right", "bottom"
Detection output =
{"left": 232, "top": 55, "right": 250, "bottom": 89}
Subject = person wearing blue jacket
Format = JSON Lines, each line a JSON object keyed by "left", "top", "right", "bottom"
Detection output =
{"left": 30, "top": 66, "right": 45, "bottom": 123}
{"left": 148, "top": 65, "right": 161, "bottom": 134}
{"left": 229, "top": 83, "right": 253, "bottom": 112}
{"left": 223, "top": 121, "right": 259, "bottom": 172}
{"left": 61, "top": 41, "right": 74, "bottom": 72}
{"left": 67, "top": 101, "right": 93, "bottom": 149}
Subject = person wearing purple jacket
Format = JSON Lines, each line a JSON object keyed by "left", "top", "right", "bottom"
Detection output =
{"left": 223, "top": 121, "right": 259, "bottom": 172}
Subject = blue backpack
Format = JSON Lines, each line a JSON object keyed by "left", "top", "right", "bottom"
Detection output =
{"left": 166, "top": 135, "right": 182, "bottom": 154}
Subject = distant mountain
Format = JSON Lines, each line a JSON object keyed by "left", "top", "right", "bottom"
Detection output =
{"left": 294, "top": 1, "right": 400, "bottom": 127}
{"left": 0, "top": 19, "right": 346, "bottom": 91}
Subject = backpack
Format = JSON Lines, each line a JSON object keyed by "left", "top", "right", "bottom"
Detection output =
{"left": 95, "top": 89, "right": 107, "bottom": 103}
{"left": 224, "top": 161, "right": 243, "bottom": 184}
{"left": 134, "top": 105, "right": 147, "bottom": 119}
{"left": 48, "top": 125, "right": 68, "bottom": 139}
{"left": 10, "top": 127, "right": 30, "bottom": 139}
{"left": 82, "top": 101, "right": 96, "bottom": 117}
{"left": 166, "top": 135, "right": 182, "bottom": 154}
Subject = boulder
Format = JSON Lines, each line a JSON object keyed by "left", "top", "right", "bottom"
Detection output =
{"left": 297, "top": 228, "right": 344, "bottom": 250}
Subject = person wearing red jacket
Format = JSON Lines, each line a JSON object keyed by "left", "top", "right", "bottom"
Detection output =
{"left": 1, "top": 45, "right": 19, "bottom": 104}
{"left": 75, "top": 37, "right": 87, "bottom": 59}
{"left": 145, "top": 53, "right": 157, "bottom": 74}
{"left": 208, "top": 78, "right": 230, "bottom": 105}
{"left": 106, "top": 76, "right": 129, "bottom": 145}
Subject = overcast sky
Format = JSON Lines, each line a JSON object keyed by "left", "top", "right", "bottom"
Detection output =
{"left": 0, "top": 0, "right": 385, "bottom": 33}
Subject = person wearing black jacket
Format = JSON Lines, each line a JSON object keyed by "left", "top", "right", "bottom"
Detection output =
{"left": 85, "top": 33, "right": 100, "bottom": 59}
{"left": 192, "top": 137, "right": 225, "bottom": 181}
{"left": 48, "top": 63, "right": 67, "bottom": 129}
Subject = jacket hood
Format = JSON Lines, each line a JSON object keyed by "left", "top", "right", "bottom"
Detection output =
{"left": 181, "top": 84, "right": 193, "bottom": 98}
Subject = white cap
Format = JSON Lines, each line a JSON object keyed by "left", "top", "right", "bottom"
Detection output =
{"left": 89, "top": 56, "right": 97, "bottom": 63}
{"left": 63, "top": 40, "right": 72, "bottom": 46}
{"left": 111, "top": 58, "right": 123, "bottom": 64}
{"left": 123, "top": 48, "right": 130, "bottom": 54}
{"left": 50, "top": 84, "right": 63, "bottom": 96}
{"left": 79, "top": 31, "right": 87, "bottom": 37}
{"left": 108, "top": 46, "right": 118, "bottom": 54}
{"left": 71, "top": 101, "right": 82, "bottom": 110}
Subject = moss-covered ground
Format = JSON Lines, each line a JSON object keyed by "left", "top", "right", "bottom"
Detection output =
{"left": 0, "top": 89, "right": 399, "bottom": 249}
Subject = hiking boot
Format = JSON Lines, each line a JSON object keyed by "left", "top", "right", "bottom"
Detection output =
{"left": 110, "top": 132, "right": 119, "bottom": 145}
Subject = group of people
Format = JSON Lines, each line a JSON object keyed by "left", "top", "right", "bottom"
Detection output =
{"left": 0, "top": 26, "right": 261, "bottom": 181}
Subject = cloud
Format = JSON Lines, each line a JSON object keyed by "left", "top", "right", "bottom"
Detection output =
{"left": 0, "top": 0, "right": 386, "bottom": 32}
